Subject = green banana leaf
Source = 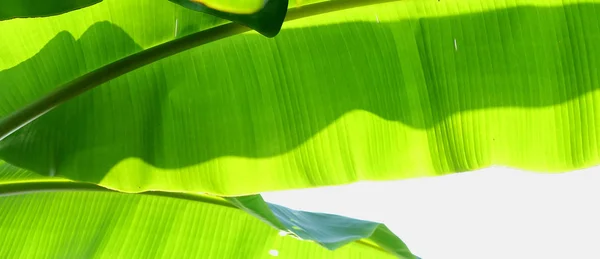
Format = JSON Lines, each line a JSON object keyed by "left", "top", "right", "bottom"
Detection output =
{"left": 0, "top": 161, "right": 414, "bottom": 258}
{"left": 0, "top": 191, "right": 413, "bottom": 258}
{"left": 0, "top": 161, "right": 415, "bottom": 258}
{"left": 2, "top": 0, "right": 600, "bottom": 196}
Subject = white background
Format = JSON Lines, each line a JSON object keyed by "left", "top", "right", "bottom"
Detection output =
{"left": 263, "top": 166, "right": 600, "bottom": 259}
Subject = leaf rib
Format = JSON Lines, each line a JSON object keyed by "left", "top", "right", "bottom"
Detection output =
{"left": 0, "top": 181, "right": 236, "bottom": 208}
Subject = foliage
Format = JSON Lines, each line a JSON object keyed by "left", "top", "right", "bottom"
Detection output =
{"left": 2, "top": 0, "right": 599, "bottom": 257}
{"left": 0, "top": 0, "right": 419, "bottom": 258}
{"left": 0, "top": 160, "right": 415, "bottom": 258}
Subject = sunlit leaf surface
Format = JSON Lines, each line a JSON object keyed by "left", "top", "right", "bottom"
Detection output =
{"left": 1, "top": 0, "right": 599, "bottom": 195}
{"left": 0, "top": 161, "right": 414, "bottom": 258}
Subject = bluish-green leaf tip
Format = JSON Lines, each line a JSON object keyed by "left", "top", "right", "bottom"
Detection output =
{"left": 227, "top": 195, "right": 415, "bottom": 258}
{"left": 170, "top": 0, "right": 289, "bottom": 37}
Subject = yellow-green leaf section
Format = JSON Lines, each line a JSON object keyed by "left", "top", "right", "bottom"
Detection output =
{"left": 0, "top": 161, "right": 415, "bottom": 258}
{"left": 192, "top": 0, "right": 267, "bottom": 14}
{"left": 0, "top": 190, "right": 411, "bottom": 258}
{"left": 1, "top": 0, "right": 599, "bottom": 195}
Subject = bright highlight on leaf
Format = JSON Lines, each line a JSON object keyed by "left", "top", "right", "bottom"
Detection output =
{"left": 191, "top": 0, "right": 267, "bottom": 14}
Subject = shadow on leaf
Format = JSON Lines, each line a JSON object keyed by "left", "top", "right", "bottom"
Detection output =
{"left": 0, "top": 3, "right": 599, "bottom": 190}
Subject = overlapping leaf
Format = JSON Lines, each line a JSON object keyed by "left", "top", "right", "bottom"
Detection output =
{"left": 171, "top": 0, "right": 288, "bottom": 37}
{"left": 1, "top": 0, "right": 599, "bottom": 196}
{"left": 0, "top": 161, "right": 414, "bottom": 258}
{"left": 1, "top": 0, "right": 287, "bottom": 37}
{"left": 230, "top": 195, "right": 412, "bottom": 256}
{"left": 0, "top": 191, "right": 414, "bottom": 258}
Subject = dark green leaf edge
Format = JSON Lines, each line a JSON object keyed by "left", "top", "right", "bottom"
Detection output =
{"left": 0, "top": 0, "right": 102, "bottom": 21}
{"left": 170, "top": 0, "right": 289, "bottom": 37}
{"left": 0, "top": 0, "right": 401, "bottom": 142}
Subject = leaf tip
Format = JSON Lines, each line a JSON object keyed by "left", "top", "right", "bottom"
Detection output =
{"left": 171, "top": 0, "right": 289, "bottom": 38}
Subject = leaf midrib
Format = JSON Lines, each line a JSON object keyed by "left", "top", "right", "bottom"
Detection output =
{"left": 0, "top": 180, "right": 237, "bottom": 208}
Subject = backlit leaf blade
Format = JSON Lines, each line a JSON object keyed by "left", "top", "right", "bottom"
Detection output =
{"left": 0, "top": 0, "right": 101, "bottom": 20}
{"left": 170, "top": 0, "right": 288, "bottom": 37}
{"left": 0, "top": 191, "right": 411, "bottom": 258}
{"left": 0, "top": 162, "right": 414, "bottom": 258}
{"left": 2, "top": 0, "right": 600, "bottom": 195}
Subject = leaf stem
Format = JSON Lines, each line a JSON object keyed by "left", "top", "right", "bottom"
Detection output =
{"left": 0, "top": 0, "right": 400, "bottom": 141}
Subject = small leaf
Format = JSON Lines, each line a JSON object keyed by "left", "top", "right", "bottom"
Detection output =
{"left": 170, "top": 0, "right": 288, "bottom": 37}
{"left": 229, "top": 195, "right": 415, "bottom": 258}
{"left": 0, "top": 0, "right": 102, "bottom": 20}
